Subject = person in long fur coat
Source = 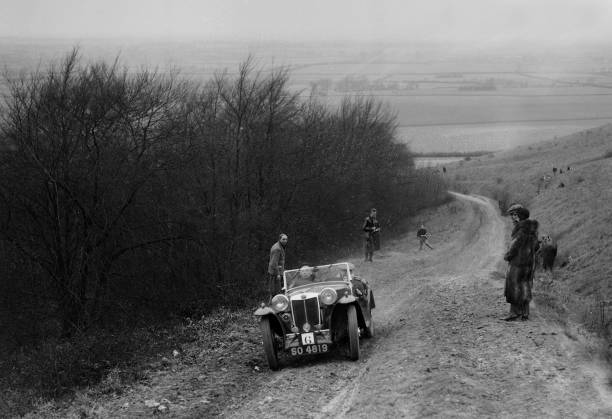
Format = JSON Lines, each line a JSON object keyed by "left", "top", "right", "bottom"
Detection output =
{"left": 503, "top": 204, "right": 539, "bottom": 321}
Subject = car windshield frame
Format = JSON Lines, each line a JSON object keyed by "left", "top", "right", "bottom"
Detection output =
{"left": 283, "top": 262, "right": 354, "bottom": 291}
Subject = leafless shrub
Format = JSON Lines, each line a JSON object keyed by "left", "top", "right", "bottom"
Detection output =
{"left": 0, "top": 49, "right": 448, "bottom": 358}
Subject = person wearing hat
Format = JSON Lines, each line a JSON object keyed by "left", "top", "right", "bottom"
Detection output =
{"left": 362, "top": 208, "right": 380, "bottom": 262}
{"left": 503, "top": 204, "right": 539, "bottom": 321}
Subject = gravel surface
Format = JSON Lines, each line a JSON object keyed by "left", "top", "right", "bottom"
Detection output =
{"left": 221, "top": 193, "right": 612, "bottom": 419}
{"left": 39, "top": 193, "right": 612, "bottom": 418}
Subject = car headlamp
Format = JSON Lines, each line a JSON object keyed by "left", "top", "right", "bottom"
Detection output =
{"left": 319, "top": 288, "right": 338, "bottom": 305}
{"left": 271, "top": 294, "right": 289, "bottom": 312}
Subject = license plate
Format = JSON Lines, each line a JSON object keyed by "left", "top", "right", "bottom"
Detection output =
{"left": 301, "top": 332, "right": 314, "bottom": 345}
{"left": 290, "top": 344, "right": 329, "bottom": 356}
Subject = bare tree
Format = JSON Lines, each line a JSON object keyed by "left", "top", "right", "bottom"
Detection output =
{"left": 0, "top": 50, "right": 189, "bottom": 335}
{"left": 0, "top": 52, "right": 446, "bottom": 341}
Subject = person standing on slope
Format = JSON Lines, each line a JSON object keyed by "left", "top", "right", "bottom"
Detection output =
{"left": 503, "top": 204, "right": 539, "bottom": 321}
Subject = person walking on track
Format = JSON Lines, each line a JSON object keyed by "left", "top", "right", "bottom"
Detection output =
{"left": 417, "top": 224, "right": 433, "bottom": 250}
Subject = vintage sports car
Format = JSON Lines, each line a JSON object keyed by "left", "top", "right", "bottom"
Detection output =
{"left": 255, "top": 262, "right": 375, "bottom": 370}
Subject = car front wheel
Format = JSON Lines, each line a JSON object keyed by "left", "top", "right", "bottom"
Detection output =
{"left": 260, "top": 317, "right": 280, "bottom": 370}
{"left": 347, "top": 304, "right": 360, "bottom": 360}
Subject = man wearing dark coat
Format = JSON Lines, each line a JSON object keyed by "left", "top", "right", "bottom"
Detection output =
{"left": 503, "top": 204, "right": 539, "bottom": 321}
{"left": 268, "top": 234, "right": 288, "bottom": 297}
{"left": 362, "top": 208, "right": 380, "bottom": 262}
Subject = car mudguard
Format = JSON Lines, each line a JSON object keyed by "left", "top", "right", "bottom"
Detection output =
{"left": 337, "top": 295, "right": 357, "bottom": 304}
{"left": 330, "top": 302, "right": 367, "bottom": 340}
{"left": 256, "top": 311, "right": 286, "bottom": 337}
{"left": 254, "top": 306, "right": 276, "bottom": 316}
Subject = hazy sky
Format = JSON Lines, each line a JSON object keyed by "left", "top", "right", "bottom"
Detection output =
{"left": 1, "top": 0, "right": 611, "bottom": 44}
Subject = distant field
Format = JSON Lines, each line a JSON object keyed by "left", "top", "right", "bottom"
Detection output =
{"left": 2, "top": 39, "right": 612, "bottom": 153}
{"left": 287, "top": 56, "right": 612, "bottom": 153}
{"left": 398, "top": 119, "right": 612, "bottom": 153}
{"left": 414, "top": 156, "right": 465, "bottom": 168}
{"left": 386, "top": 92, "right": 612, "bottom": 125}
{"left": 316, "top": 90, "right": 612, "bottom": 152}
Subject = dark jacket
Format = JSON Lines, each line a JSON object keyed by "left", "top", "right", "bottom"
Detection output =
{"left": 362, "top": 216, "right": 380, "bottom": 235}
{"left": 268, "top": 241, "right": 285, "bottom": 276}
{"left": 504, "top": 219, "right": 539, "bottom": 304}
{"left": 363, "top": 216, "right": 381, "bottom": 250}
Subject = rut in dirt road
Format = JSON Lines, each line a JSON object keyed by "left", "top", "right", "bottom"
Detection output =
{"left": 224, "top": 193, "right": 612, "bottom": 419}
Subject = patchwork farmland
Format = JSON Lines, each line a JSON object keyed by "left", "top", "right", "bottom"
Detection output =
{"left": 2, "top": 40, "right": 612, "bottom": 154}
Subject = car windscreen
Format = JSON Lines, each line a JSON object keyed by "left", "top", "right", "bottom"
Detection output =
{"left": 284, "top": 264, "right": 350, "bottom": 290}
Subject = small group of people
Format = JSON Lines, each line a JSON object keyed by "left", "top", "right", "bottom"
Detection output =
{"left": 359, "top": 202, "right": 542, "bottom": 323}
{"left": 362, "top": 208, "right": 434, "bottom": 261}
{"left": 268, "top": 208, "right": 434, "bottom": 292}
{"left": 265, "top": 208, "right": 384, "bottom": 297}
{"left": 267, "top": 200, "right": 546, "bottom": 324}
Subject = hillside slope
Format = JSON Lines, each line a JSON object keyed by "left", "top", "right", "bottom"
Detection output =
{"left": 450, "top": 124, "right": 612, "bottom": 338}
{"left": 23, "top": 192, "right": 612, "bottom": 418}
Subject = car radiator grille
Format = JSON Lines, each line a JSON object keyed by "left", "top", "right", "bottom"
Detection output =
{"left": 291, "top": 297, "right": 320, "bottom": 331}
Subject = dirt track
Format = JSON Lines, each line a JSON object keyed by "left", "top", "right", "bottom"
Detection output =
{"left": 79, "top": 193, "right": 612, "bottom": 418}
{"left": 221, "top": 193, "right": 612, "bottom": 418}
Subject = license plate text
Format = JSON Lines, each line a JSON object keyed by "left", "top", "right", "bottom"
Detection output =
{"left": 290, "top": 344, "right": 329, "bottom": 356}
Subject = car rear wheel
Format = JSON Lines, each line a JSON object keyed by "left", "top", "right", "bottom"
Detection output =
{"left": 347, "top": 304, "right": 360, "bottom": 360}
{"left": 260, "top": 317, "right": 279, "bottom": 370}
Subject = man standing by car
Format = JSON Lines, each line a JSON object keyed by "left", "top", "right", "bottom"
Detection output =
{"left": 503, "top": 204, "right": 539, "bottom": 321}
{"left": 362, "top": 208, "right": 380, "bottom": 262}
{"left": 268, "top": 234, "right": 288, "bottom": 297}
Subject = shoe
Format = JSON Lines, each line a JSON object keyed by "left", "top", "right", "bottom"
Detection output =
{"left": 521, "top": 316, "right": 529, "bottom": 321}
{"left": 503, "top": 315, "right": 519, "bottom": 321}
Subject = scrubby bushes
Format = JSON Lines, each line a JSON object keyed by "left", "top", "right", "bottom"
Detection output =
{"left": 0, "top": 50, "right": 447, "bottom": 347}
